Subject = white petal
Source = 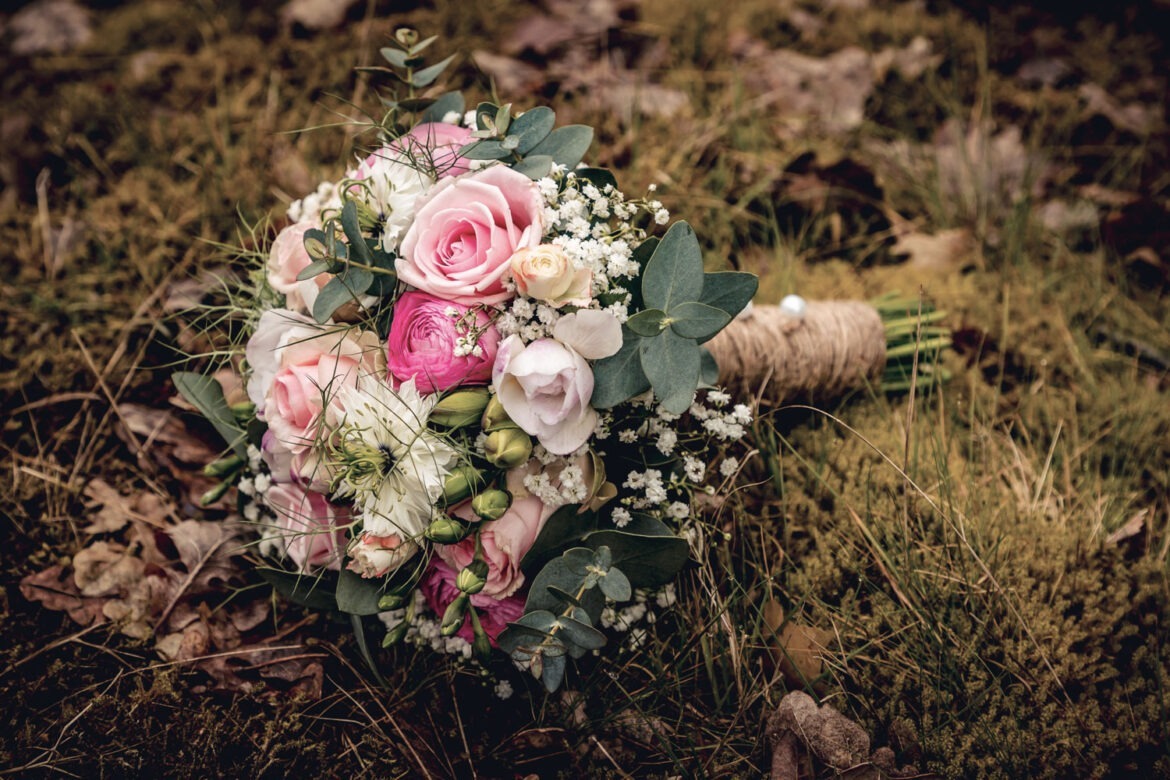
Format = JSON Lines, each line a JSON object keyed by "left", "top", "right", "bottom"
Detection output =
{"left": 538, "top": 407, "right": 598, "bottom": 456}
{"left": 553, "top": 310, "right": 623, "bottom": 360}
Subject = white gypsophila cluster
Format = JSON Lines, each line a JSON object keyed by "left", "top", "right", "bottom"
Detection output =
{"left": 689, "top": 390, "right": 752, "bottom": 442}
{"left": 599, "top": 584, "right": 676, "bottom": 635}
{"left": 288, "top": 180, "right": 343, "bottom": 225}
{"left": 493, "top": 679, "right": 514, "bottom": 700}
{"left": 521, "top": 457, "right": 589, "bottom": 506}
{"left": 622, "top": 468, "right": 668, "bottom": 510}
{"left": 719, "top": 457, "right": 741, "bottom": 477}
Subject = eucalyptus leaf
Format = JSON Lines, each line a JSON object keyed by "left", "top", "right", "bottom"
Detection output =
{"left": 313, "top": 271, "right": 368, "bottom": 324}
{"left": 295, "top": 259, "right": 331, "bottom": 281}
{"left": 380, "top": 47, "right": 409, "bottom": 68}
{"left": 557, "top": 616, "right": 606, "bottom": 651}
{"left": 626, "top": 308, "right": 668, "bottom": 337}
{"left": 515, "top": 609, "right": 559, "bottom": 634}
{"left": 520, "top": 504, "right": 596, "bottom": 572}
{"left": 590, "top": 328, "right": 650, "bottom": 409}
{"left": 562, "top": 547, "right": 597, "bottom": 578}
{"left": 508, "top": 106, "right": 556, "bottom": 154}
{"left": 541, "top": 652, "right": 567, "bottom": 692}
{"left": 585, "top": 528, "right": 690, "bottom": 588}
{"left": 511, "top": 154, "right": 553, "bottom": 180}
{"left": 410, "top": 53, "right": 457, "bottom": 88}
{"left": 336, "top": 567, "right": 385, "bottom": 616}
{"left": 173, "top": 372, "right": 247, "bottom": 457}
{"left": 642, "top": 221, "right": 704, "bottom": 311}
{"left": 257, "top": 568, "right": 337, "bottom": 612}
{"left": 526, "top": 558, "right": 605, "bottom": 621}
{"left": 697, "top": 271, "right": 758, "bottom": 321}
{"left": 475, "top": 102, "right": 499, "bottom": 131}
{"left": 640, "top": 327, "right": 701, "bottom": 414}
{"left": 699, "top": 347, "right": 720, "bottom": 386}
{"left": 669, "top": 301, "right": 731, "bottom": 340}
{"left": 528, "top": 125, "right": 593, "bottom": 168}
{"left": 598, "top": 566, "right": 632, "bottom": 601}
{"left": 419, "top": 91, "right": 465, "bottom": 124}
{"left": 459, "top": 139, "right": 511, "bottom": 160}
{"left": 303, "top": 228, "right": 330, "bottom": 261}
{"left": 339, "top": 201, "right": 373, "bottom": 265}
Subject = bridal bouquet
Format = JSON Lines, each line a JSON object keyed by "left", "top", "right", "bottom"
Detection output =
{"left": 176, "top": 30, "right": 757, "bottom": 692}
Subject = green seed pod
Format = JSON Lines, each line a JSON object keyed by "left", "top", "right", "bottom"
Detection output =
{"left": 430, "top": 388, "right": 491, "bottom": 429}
{"left": 481, "top": 395, "right": 519, "bottom": 433}
{"left": 484, "top": 428, "right": 533, "bottom": 470}
{"left": 471, "top": 489, "right": 513, "bottom": 521}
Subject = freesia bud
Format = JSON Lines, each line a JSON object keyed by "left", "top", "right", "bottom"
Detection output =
{"left": 484, "top": 428, "right": 532, "bottom": 469}
{"left": 381, "top": 619, "right": 410, "bottom": 647}
{"left": 200, "top": 480, "right": 233, "bottom": 506}
{"left": 378, "top": 592, "right": 408, "bottom": 611}
{"left": 203, "top": 454, "right": 244, "bottom": 478}
{"left": 430, "top": 388, "right": 491, "bottom": 429}
{"left": 471, "top": 489, "right": 512, "bottom": 521}
{"left": 456, "top": 560, "right": 489, "bottom": 595}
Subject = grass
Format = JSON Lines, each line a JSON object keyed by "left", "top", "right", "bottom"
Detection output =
{"left": 3, "top": 0, "right": 1169, "bottom": 777}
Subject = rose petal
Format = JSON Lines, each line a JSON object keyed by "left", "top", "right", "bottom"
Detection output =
{"left": 553, "top": 310, "right": 623, "bottom": 360}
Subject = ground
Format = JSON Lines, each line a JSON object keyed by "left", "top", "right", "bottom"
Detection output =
{"left": 2, "top": 0, "right": 1169, "bottom": 777}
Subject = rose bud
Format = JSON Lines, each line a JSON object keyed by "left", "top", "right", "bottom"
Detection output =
{"left": 381, "top": 619, "right": 410, "bottom": 648}
{"left": 456, "top": 560, "right": 490, "bottom": 595}
{"left": 378, "top": 592, "right": 408, "bottom": 611}
{"left": 484, "top": 428, "right": 533, "bottom": 469}
{"left": 440, "top": 593, "right": 470, "bottom": 636}
{"left": 430, "top": 388, "right": 491, "bottom": 429}
{"left": 425, "top": 514, "right": 472, "bottom": 544}
{"left": 472, "top": 489, "right": 513, "bottom": 522}
{"left": 481, "top": 394, "right": 519, "bottom": 432}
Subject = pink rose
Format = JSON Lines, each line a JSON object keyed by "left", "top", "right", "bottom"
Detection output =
{"left": 510, "top": 244, "right": 592, "bottom": 307}
{"left": 246, "top": 310, "right": 383, "bottom": 453}
{"left": 348, "top": 531, "right": 419, "bottom": 578}
{"left": 492, "top": 310, "right": 622, "bottom": 455}
{"left": 266, "top": 222, "right": 328, "bottom": 313}
{"left": 435, "top": 495, "right": 553, "bottom": 599}
{"left": 265, "top": 483, "right": 348, "bottom": 572}
{"left": 386, "top": 291, "right": 499, "bottom": 394}
{"left": 421, "top": 559, "right": 525, "bottom": 646}
{"left": 397, "top": 165, "right": 545, "bottom": 306}
{"left": 392, "top": 122, "right": 473, "bottom": 178}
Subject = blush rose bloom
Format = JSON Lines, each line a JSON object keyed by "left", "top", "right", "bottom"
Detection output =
{"left": 510, "top": 244, "right": 592, "bottom": 308}
{"left": 392, "top": 121, "right": 473, "bottom": 179}
{"left": 264, "top": 483, "right": 348, "bottom": 572}
{"left": 246, "top": 309, "right": 383, "bottom": 453}
{"left": 421, "top": 559, "right": 525, "bottom": 646}
{"left": 266, "top": 222, "right": 330, "bottom": 314}
{"left": 435, "top": 494, "right": 555, "bottom": 600}
{"left": 348, "top": 531, "right": 419, "bottom": 579}
{"left": 386, "top": 291, "right": 499, "bottom": 394}
{"left": 492, "top": 310, "right": 622, "bottom": 455}
{"left": 397, "top": 165, "right": 544, "bottom": 306}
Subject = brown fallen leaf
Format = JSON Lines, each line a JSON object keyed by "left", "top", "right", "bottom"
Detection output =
{"left": 891, "top": 228, "right": 976, "bottom": 273}
{"left": 279, "top": 0, "right": 361, "bottom": 31}
{"left": 1079, "top": 83, "right": 1159, "bottom": 136}
{"left": 763, "top": 600, "right": 835, "bottom": 691}
{"left": 20, "top": 565, "right": 106, "bottom": 626}
{"left": 1106, "top": 508, "right": 1149, "bottom": 546}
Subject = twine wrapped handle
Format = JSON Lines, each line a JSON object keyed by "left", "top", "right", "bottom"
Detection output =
{"left": 706, "top": 301, "right": 888, "bottom": 405}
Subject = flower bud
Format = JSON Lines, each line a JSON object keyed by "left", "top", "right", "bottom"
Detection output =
{"left": 481, "top": 395, "right": 519, "bottom": 433}
{"left": 440, "top": 593, "right": 469, "bottom": 636}
{"left": 378, "top": 592, "right": 408, "bottom": 611}
{"left": 230, "top": 402, "right": 256, "bottom": 424}
{"left": 441, "top": 464, "right": 483, "bottom": 506}
{"left": 199, "top": 480, "right": 233, "bottom": 507}
{"left": 425, "top": 514, "right": 472, "bottom": 544}
{"left": 430, "top": 388, "right": 491, "bottom": 429}
{"left": 469, "top": 609, "right": 492, "bottom": 661}
{"left": 456, "top": 560, "right": 489, "bottom": 595}
{"left": 202, "top": 454, "right": 245, "bottom": 478}
{"left": 484, "top": 428, "right": 532, "bottom": 470}
{"left": 471, "top": 489, "right": 512, "bottom": 521}
{"left": 381, "top": 619, "right": 410, "bottom": 647}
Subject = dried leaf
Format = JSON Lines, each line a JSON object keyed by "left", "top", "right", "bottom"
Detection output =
{"left": 279, "top": 0, "right": 360, "bottom": 31}
{"left": 763, "top": 599, "right": 834, "bottom": 689}
{"left": 892, "top": 228, "right": 976, "bottom": 272}
{"left": 73, "top": 541, "right": 146, "bottom": 597}
{"left": 7, "top": 0, "right": 92, "bottom": 56}
{"left": 1079, "top": 83, "right": 1159, "bottom": 136}
{"left": 20, "top": 565, "right": 106, "bottom": 626}
{"left": 1107, "top": 508, "right": 1149, "bottom": 546}
{"left": 82, "top": 479, "right": 133, "bottom": 534}
{"left": 769, "top": 690, "right": 870, "bottom": 770}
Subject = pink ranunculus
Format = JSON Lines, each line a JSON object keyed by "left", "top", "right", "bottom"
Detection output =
{"left": 392, "top": 122, "right": 473, "bottom": 179}
{"left": 266, "top": 222, "right": 329, "bottom": 314}
{"left": 492, "top": 310, "right": 623, "bottom": 455}
{"left": 264, "top": 483, "right": 349, "bottom": 572}
{"left": 397, "top": 165, "right": 545, "bottom": 306}
{"left": 246, "top": 310, "right": 384, "bottom": 453}
{"left": 386, "top": 291, "right": 499, "bottom": 395}
{"left": 421, "top": 558, "right": 526, "bottom": 646}
{"left": 436, "top": 495, "right": 554, "bottom": 600}
{"left": 348, "top": 531, "right": 419, "bottom": 579}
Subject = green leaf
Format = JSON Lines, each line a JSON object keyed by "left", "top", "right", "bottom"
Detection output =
{"left": 257, "top": 568, "right": 337, "bottom": 612}
{"left": 380, "top": 47, "right": 409, "bottom": 68}
{"left": 410, "top": 53, "right": 457, "bottom": 88}
{"left": 339, "top": 201, "right": 373, "bottom": 265}
{"left": 640, "top": 328, "right": 702, "bottom": 414}
{"left": 418, "top": 91, "right": 465, "bottom": 124}
{"left": 303, "top": 228, "right": 330, "bottom": 261}
{"left": 585, "top": 526, "right": 689, "bottom": 588}
{"left": 598, "top": 566, "right": 632, "bottom": 601}
{"left": 515, "top": 609, "right": 559, "bottom": 635}
{"left": 528, "top": 125, "right": 594, "bottom": 168}
{"left": 173, "top": 372, "right": 246, "bottom": 457}
{"left": 698, "top": 271, "right": 758, "bottom": 321}
{"left": 626, "top": 308, "right": 668, "bottom": 337}
{"left": 336, "top": 567, "right": 385, "bottom": 616}
{"left": 526, "top": 558, "right": 604, "bottom": 621}
{"left": 295, "top": 259, "right": 331, "bottom": 282}
{"left": 508, "top": 106, "right": 556, "bottom": 154}
{"left": 573, "top": 167, "right": 618, "bottom": 191}
{"left": 350, "top": 613, "right": 389, "bottom": 688}
{"left": 459, "top": 139, "right": 511, "bottom": 160}
{"left": 642, "top": 221, "right": 704, "bottom": 311}
{"left": 475, "top": 102, "right": 499, "bottom": 131}
{"left": 557, "top": 616, "right": 606, "bottom": 651}
{"left": 699, "top": 347, "right": 720, "bottom": 386}
{"left": 312, "top": 271, "right": 369, "bottom": 324}
{"left": 590, "top": 328, "right": 650, "bottom": 408}
{"left": 511, "top": 154, "right": 553, "bottom": 180}
{"left": 520, "top": 504, "right": 596, "bottom": 573}
{"left": 562, "top": 547, "right": 597, "bottom": 578}
{"left": 542, "top": 652, "right": 567, "bottom": 692}
{"left": 669, "top": 301, "right": 731, "bottom": 340}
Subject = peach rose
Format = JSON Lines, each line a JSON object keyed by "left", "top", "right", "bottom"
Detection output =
{"left": 348, "top": 531, "right": 419, "bottom": 579}
{"left": 510, "top": 244, "right": 592, "bottom": 307}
